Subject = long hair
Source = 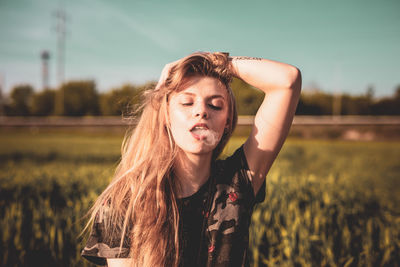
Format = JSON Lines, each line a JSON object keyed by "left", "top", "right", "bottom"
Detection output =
{"left": 84, "top": 52, "right": 238, "bottom": 267}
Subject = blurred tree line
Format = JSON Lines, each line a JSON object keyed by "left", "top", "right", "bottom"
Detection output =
{"left": 1, "top": 81, "right": 154, "bottom": 117}
{"left": 0, "top": 79, "right": 399, "bottom": 116}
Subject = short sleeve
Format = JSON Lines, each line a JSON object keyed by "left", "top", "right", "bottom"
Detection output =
{"left": 229, "top": 145, "right": 266, "bottom": 204}
{"left": 81, "top": 206, "right": 130, "bottom": 266}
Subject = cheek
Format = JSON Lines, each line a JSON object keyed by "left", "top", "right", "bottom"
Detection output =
{"left": 168, "top": 108, "right": 188, "bottom": 136}
{"left": 216, "top": 110, "right": 229, "bottom": 131}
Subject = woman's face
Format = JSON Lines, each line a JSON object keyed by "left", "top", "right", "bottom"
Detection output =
{"left": 168, "top": 76, "right": 229, "bottom": 157}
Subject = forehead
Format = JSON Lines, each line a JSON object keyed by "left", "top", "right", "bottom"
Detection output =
{"left": 173, "top": 76, "right": 228, "bottom": 99}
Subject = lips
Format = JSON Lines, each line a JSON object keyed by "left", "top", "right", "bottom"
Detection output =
{"left": 190, "top": 123, "right": 209, "bottom": 140}
{"left": 190, "top": 123, "right": 209, "bottom": 131}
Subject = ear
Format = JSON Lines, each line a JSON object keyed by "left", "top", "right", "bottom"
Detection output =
{"left": 225, "top": 118, "right": 230, "bottom": 128}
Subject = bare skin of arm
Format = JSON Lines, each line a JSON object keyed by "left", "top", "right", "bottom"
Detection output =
{"left": 107, "top": 258, "right": 133, "bottom": 267}
{"left": 229, "top": 56, "right": 302, "bottom": 195}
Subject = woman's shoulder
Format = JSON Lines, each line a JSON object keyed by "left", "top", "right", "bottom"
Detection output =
{"left": 81, "top": 204, "right": 131, "bottom": 265}
{"left": 214, "top": 144, "right": 266, "bottom": 203}
{"left": 215, "top": 145, "right": 248, "bottom": 177}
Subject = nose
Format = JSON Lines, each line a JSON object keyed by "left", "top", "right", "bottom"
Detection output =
{"left": 193, "top": 102, "right": 208, "bottom": 119}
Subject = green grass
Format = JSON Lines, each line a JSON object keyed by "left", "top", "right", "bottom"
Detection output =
{"left": 0, "top": 129, "right": 399, "bottom": 266}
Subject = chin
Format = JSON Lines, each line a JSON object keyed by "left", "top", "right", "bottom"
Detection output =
{"left": 178, "top": 144, "right": 216, "bottom": 156}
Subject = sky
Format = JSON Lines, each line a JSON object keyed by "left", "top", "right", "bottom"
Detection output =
{"left": 0, "top": 0, "right": 399, "bottom": 97}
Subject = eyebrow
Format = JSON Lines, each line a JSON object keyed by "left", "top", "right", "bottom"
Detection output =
{"left": 180, "top": 92, "right": 226, "bottom": 100}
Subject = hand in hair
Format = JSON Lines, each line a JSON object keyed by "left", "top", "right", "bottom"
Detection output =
{"left": 155, "top": 52, "right": 233, "bottom": 91}
{"left": 155, "top": 59, "right": 180, "bottom": 90}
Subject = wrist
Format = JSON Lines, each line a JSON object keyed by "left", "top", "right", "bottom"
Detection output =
{"left": 212, "top": 52, "right": 238, "bottom": 79}
{"left": 228, "top": 56, "right": 239, "bottom": 78}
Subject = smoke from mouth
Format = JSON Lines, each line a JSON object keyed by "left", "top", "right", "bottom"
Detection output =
{"left": 191, "top": 128, "right": 221, "bottom": 147}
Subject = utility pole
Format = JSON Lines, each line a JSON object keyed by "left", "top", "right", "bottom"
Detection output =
{"left": 333, "top": 89, "right": 342, "bottom": 117}
{"left": 332, "top": 64, "right": 342, "bottom": 118}
{"left": 55, "top": 8, "right": 66, "bottom": 86}
{"left": 54, "top": 5, "right": 67, "bottom": 115}
{"left": 41, "top": 51, "right": 50, "bottom": 90}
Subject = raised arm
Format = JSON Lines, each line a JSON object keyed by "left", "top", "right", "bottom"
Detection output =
{"left": 229, "top": 56, "right": 302, "bottom": 195}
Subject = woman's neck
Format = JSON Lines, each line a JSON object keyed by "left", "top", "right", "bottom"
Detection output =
{"left": 174, "top": 151, "right": 212, "bottom": 198}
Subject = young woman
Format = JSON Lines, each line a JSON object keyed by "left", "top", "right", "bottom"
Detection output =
{"left": 81, "top": 52, "right": 301, "bottom": 267}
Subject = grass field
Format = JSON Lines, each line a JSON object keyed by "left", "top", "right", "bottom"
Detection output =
{"left": 0, "top": 128, "right": 399, "bottom": 266}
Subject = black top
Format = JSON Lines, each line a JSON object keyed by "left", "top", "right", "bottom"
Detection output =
{"left": 81, "top": 145, "right": 266, "bottom": 266}
{"left": 177, "top": 177, "right": 211, "bottom": 266}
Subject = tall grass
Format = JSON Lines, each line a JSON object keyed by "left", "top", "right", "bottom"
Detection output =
{"left": 0, "top": 130, "right": 399, "bottom": 266}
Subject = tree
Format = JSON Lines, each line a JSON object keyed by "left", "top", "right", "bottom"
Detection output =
{"left": 100, "top": 84, "right": 145, "bottom": 116}
{"left": 340, "top": 94, "right": 371, "bottom": 115}
{"left": 296, "top": 91, "right": 333, "bottom": 115}
{"left": 55, "top": 80, "right": 99, "bottom": 116}
{"left": 9, "top": 84, "right": 34, "bottom": 116}
{"left": 31, "top": 89, "right": 56, "bottom": 116}
{"left": 372, "top": 85, "right": 400, "bottom": 115}
{"left": 231, "top": 78, "right": 264, "bottom": 115}
{"left": 395, "top": 85, "right": 400, "bottom": 99}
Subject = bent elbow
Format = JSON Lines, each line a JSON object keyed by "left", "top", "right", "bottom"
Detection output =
{"left": 287, "top": 66, "right": 302, "bottom": 91}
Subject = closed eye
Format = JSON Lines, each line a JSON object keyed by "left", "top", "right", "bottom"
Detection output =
{"left": 181, "top": 103, "right": 193, "bottom": 106}
{"left": 208, "top": 104, "right": 222, "bottom": 110}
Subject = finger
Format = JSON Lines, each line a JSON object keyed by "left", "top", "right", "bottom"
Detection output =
{"left": 155, "top": 65, "right": 170, "bottom": 90}
{"left": 155, "top": 60, "right": 180, "bottom": 90}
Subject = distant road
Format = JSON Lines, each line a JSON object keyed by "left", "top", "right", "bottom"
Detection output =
{"left": 1, "top": 116, "right": 400, "bottom": 127}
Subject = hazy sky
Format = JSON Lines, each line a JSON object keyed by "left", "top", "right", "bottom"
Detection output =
{"left": 1, "top": 0, "right": 399, "bottom": 97}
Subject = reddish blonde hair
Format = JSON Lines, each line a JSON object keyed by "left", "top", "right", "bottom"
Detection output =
{"left": 85, "top": 52, "right": 237, "bottom": 267}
